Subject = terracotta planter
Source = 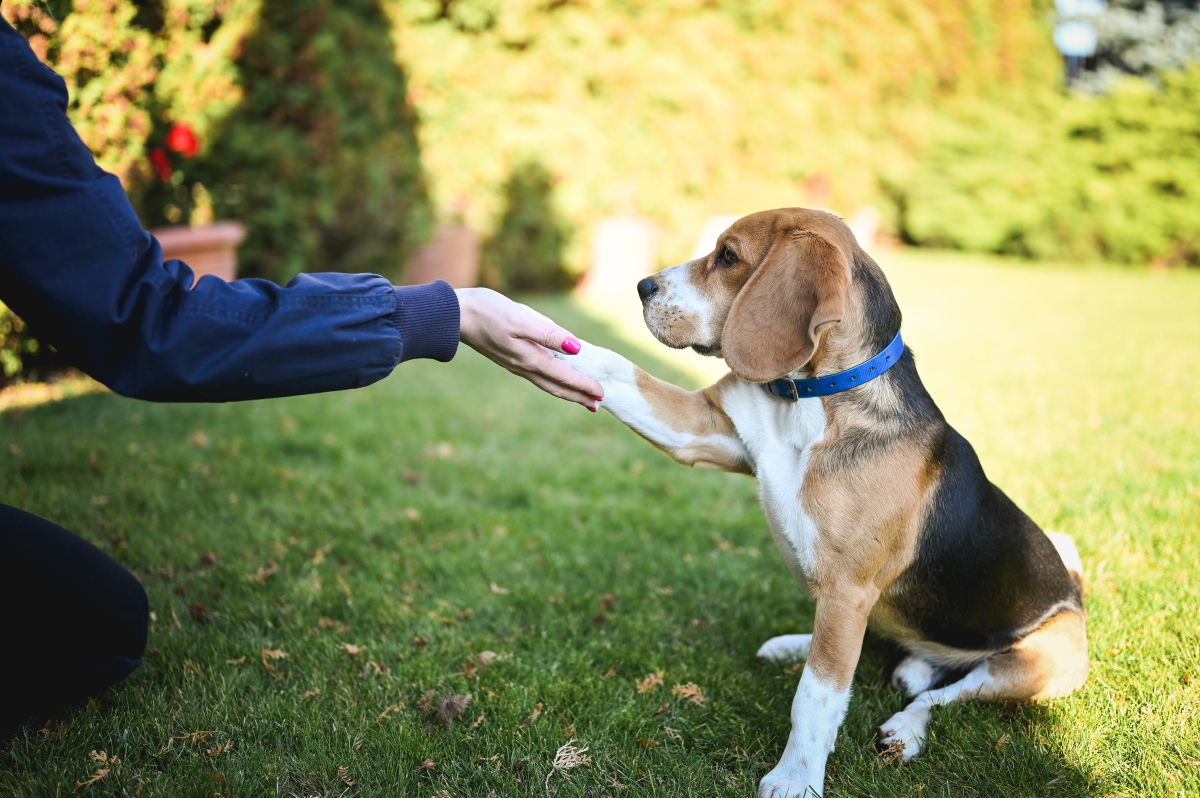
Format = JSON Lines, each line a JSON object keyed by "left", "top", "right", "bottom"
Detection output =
{"left": 406, "top": 223, "right": 479, "bottom": 288}
{"left": 151, "top": 221, "right": 246, "bottom": 286}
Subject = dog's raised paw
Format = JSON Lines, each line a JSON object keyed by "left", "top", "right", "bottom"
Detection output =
{"left": 756, "top": 634, "right": 813, "bottom": 664}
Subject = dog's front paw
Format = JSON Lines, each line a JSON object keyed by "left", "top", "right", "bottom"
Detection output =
{"left": 877, "top": 704, "right": 931, "bottom": 762}
{"left": 759, "top": 762, "right": 823, "bottom": 798}
{"left": 553, "top": 340, "right": 629, "bottom": 383}
{"left": 757, "top": 634, "right": 813, "bottom": 664}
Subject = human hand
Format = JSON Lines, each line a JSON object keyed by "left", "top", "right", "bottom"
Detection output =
{"left": 456, "top": 287, "right": 604, "bottom": 410}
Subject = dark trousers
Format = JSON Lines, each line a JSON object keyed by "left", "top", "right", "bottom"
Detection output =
{"left": 0, "top": 504, "right": 148, "bottom": 735}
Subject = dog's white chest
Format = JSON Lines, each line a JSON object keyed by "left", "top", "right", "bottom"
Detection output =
{"left": 725, "top": 384, "right": 828, "bottom": 578}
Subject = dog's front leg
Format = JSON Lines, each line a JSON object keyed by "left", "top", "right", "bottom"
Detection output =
{"left": 760, "top": 582, "right": 877, "bottom": 798}
{"left": 558, "top": 341, "right": 752, "bottom": 474}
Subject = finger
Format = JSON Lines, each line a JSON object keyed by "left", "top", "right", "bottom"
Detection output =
{"left": 519, "top": 372, "right": 602, "bottom": 409}
{"left": 505, "top": 303, "right": 585, "bottom": 356}
{"left": 518, "top": 345, "right": 604, "bottom": 399}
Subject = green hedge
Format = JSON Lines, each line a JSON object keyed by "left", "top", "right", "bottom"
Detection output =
{"left": 179, "top": 0, "right": 431, "bottom": 282}
{"left": 3, "top": 0, "right": 430, "bottom": 286}
{"left": 480, "top": 161, "right": 575, "bottom": 293}
{"left": 895, "top": 67, "right": 1200, "bottom": 266}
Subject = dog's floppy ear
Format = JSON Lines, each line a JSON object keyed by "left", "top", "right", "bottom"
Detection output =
{"left": 722, "top": 231, "right": 850, "bottom": 382}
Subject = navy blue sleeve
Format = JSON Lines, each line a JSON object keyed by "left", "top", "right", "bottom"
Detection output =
{"left": 0, "top": 19, "right": 458, "bottom": 403}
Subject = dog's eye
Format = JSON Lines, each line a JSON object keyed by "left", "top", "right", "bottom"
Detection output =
{"left": 719, "top": 247, "right": 737, "bottom": 267}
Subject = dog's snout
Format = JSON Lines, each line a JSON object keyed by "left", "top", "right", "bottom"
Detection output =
{"left": 637, "top": 277, "right": 659, "bottom": 302}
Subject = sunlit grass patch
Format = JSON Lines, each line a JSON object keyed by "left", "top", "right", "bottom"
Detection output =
{"left": 1, "top": 252, "right": 1198, "bottom": 797}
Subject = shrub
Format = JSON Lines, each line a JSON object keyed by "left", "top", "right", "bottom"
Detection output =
{"left": 180, "top": 0, "right": 432, "bottom": 282}
{"left": 480, "top": 161, "right": 575, "bottom": 293}
{"left": 3, "top": 0, "right": 431, "bottom": 285}
{"left": 895, "top": 66, "right": 1200, "bottom": 266}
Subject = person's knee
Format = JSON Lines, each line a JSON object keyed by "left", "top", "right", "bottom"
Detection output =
{"left": 99, "top": 566, "right": 150, "bottom": 677}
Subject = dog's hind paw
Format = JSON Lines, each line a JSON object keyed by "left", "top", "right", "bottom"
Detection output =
{"left": 891, "top": 655, "right": 941, "bottom": 697}
{"left": 756, "top": 634, "right": 813, "bottom": 664}
{"left": 877, "top": 704, "right": 931, "bottom": 762}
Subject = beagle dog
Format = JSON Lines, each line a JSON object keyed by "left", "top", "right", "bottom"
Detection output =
{"left": 561, "top": 208, "right": 1088, "bottom": 797}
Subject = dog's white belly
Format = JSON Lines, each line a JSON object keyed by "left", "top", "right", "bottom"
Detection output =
{"left": 723, "top": 382, "right": 827, "bottom": 585}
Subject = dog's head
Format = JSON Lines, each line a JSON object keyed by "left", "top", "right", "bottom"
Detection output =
{"left": 639, "top": 208, "right": 882, "bottom": 383}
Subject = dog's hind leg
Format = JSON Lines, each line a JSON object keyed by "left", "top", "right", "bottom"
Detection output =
{"left": 878, "top": 610, "right": 1088, "bottom": 761}
{"left": 1045, "top": 531, "right": 1083, "bottom": 593}
{"left": 890, "top": 655, "right": 945, "bottom": 697}
{"left": 756, "top": 634, "right": 813, "bottom": 663}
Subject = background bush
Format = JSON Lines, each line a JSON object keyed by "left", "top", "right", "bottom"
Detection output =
{"left": 896, "top": 66, "right": 1200, "bottom": 265}
{"left": 480, "top": 161, "right": 575, "bottom": 293}
{"left": 3, "top": 0, "right": 431, "bottom": 286}
{"left": 180, "top": 0, "right": 432, "bottom": 282}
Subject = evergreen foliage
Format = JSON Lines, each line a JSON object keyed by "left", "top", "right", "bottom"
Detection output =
{"left": 899, "top": 66, "right": 1200, "bottom": 265}
{"left": 184, "top": 0, "right": 431, "bottom": 282}
{"left": 2, "top": 0, "right": 431, "bottom": 286}
{"left": 389, "top": 0, "right": 1061, "bottom": 269}
{"left": 480, "top": 161, "right": 574, "bottom": 293}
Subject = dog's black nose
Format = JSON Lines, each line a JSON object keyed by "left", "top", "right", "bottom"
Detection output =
{"left": 637, "top": 277, "right": 659, "bottom": 302}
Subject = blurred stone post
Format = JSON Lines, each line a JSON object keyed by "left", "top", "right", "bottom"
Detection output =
{"left": 576, "top": 215, "right": 660, "bottom": 302}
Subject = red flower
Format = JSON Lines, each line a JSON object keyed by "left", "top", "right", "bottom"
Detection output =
{"left": 165, "top": 122, "right": 199, "bottom": 158}
{"left": 149, "top": 148, "right": 173, "bottom": 182}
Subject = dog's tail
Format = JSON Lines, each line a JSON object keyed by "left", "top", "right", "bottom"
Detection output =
{"left": 1046, "top": 531, "right": 1083, "bottom": 596}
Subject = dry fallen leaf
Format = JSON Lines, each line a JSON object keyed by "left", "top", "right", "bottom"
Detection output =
{"left": 189, "top": 431, "right": 209, "bottom": 448}
{"left": 528, "top": 702, "right": 544, "bottom": 722}
{"left": 338, "top": 766, "right": 355, "bottom": 786}
{"left": 414, "top": 759, "right": 436, "bottom": 773}
{"left": 671, "top": 682, "right": 708, "bottom": 706}
{"left": 75, "top": 768, "right": 109, "bottom": 790}
{"left": 411, "top": 636, "right": 428, "bottom": 649}
{"left": 638, "top": 737, "right": 660, "bottom": 748}
{"left": 438, "top": 693, "right": 472, "bottom": 728}
{"left": 417, "top": 689, "right": 437, "bottom": 714}
{"left": 302, "top": 689, "right": 321, "bottom": 701}
{"left": 461, "top": 661, "right": 478, "bottom": 680}
{"left": 89, "top": 750, "right": 117, "bottom": 765}
{"left": 545, "top": 739, "right": 593, "bottom": 794}
{"left": 246, "top": 561, "right": 278, "bottom": 583}
{"left": 199, "top": 552, "right": 217, "bottom": 566}
{"left": 261, "top": 648, "right": 288, "bottom": 674}
{"left": 405, "top": 507, "right": 421, "bottom": 521}
{"left": 876, "top": 739, "right": 906, "bottom": 764}
{"left": 474, "top": 650, "right": 500, "bottom": 668}
{"left": 204, "top": 741, "right": 233, "bottom": 758}
{"left": 175, "top": 730, "right": 216, "bottom": 746}
{"left": 377, "top": 701, "right": 404, "bottom": 720}
{"left": 490, "top": 582, "right": 510, "bottom": 594}
{"left": 654, "top": 702, "right": 671, "bottom": 716}
{"left": 226, "top": 656, "right": 246, "bottom": 666}
{"left": 189, "top": 601, "right": 211, "bottom": 622}
{"left": 470, "top": 713, "right": 484, "bottom": 729}
{"left": 601, "top": 665, "right": 618, "bottom": 680}
{"left": 636, "top": 671, "right": 664, "bottom": 693}
{"left": 338, "top": 643, "right": 366, "bottom": 658}
{"left": 600, "top": 592, "right": 616, "bottom": 611}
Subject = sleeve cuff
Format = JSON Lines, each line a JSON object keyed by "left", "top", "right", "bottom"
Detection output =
{"left": 392, "top": 280, "right": 460, "bottom": 363}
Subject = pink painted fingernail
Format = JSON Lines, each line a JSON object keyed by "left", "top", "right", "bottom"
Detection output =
{"left": 593, "top": 396, "right": 603, "bottom": 402}
{"left": 562, "top": 338, "right": 581, "bottom": 355}
{"left": 589, "top": 407, "right": 597, "bottom": 412}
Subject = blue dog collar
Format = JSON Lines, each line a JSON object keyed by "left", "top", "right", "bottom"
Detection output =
{"left": 765, "top": 330, "right": 904, "bottom": 401}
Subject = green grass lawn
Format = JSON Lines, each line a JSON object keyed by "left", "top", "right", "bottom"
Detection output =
{"left": 2, "top": 252, "right": 1198, "bottom": 797}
